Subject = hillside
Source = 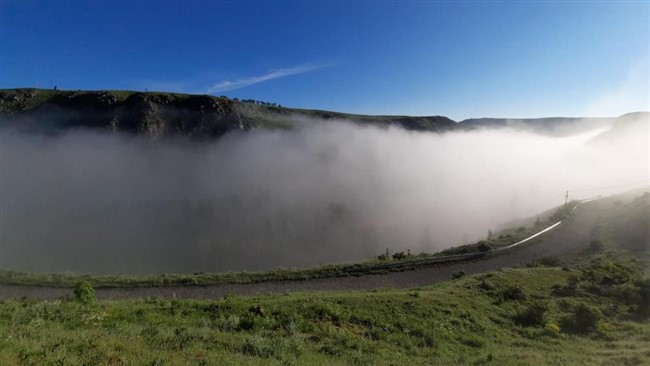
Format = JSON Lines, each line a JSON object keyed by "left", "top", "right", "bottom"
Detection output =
{"left": 610, "top": 191, "right": 650, "bottom": 256}
{"left": 588, "top": 111, "right": 650, "bottom": 145}
{"left": 0, "top": 88, "right": 457, "bottom": 137}
{"left": 3, "top": 88, "right": 644, "bottom": 138}
{"left": 459, "top": 116, "right": 619, "bottom": 136}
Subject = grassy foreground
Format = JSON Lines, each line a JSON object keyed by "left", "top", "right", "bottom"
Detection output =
{"left": 1, "top": 256, "right": 648, "bottom": 365}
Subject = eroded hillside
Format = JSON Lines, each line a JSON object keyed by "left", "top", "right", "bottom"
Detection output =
{"left": 0, "top": 89, "right": 457, "bottom": 137}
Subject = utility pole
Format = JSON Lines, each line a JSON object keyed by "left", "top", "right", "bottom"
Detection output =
{"left": 565, "top": 190, "right": 569, "bottom": 205}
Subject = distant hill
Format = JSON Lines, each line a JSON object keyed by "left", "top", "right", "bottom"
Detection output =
{"left": 0, "top": 88, "right": 644, "bottom": 138}
{"left": 459, "top": 116, "right": 618, "bottom": 136}
{"left": 588, "top": 111, "right": 649, "bottom": 145}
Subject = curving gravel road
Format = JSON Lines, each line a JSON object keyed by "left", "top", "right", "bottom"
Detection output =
{"left": 0, "top": 199, "right": 607, "bottom": 300}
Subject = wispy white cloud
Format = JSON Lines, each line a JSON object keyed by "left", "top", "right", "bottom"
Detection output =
{"left": 206, "top": 63, "right": 333, "bottom": 93}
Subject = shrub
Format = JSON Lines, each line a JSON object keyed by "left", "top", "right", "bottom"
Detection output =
{"left": 477, "top": 242, "right": 491, "bottom": 252}
{"left": 461, "top": 335, "right": 485, "bottom": 348}
{"left": 514, "top": 302, "right": 547, "bottom": 327}
{"left": 141, "top": 326, "right": 161, "bottom": 342}
{"left": 581, "top": 258, "right": 640, "bottom": 287}
{"left": 248, "top": 305, "right": 265, "bottom": 317}
{"left": 319, "top": 344, "right": 343, "bottom": 356}
{"left": 212, "top": 315, "right": 240, "bottom": 332}
{"left": 552, "top": 275, "right": 580, "bottom": 296}
{"left": 166, "top": 327, "right": 195, "bottom": 350}
{"left": 377, "top": 248, "right": 390, "bottom": 261}
{"left": 73, "top": 281, "right": 95, "bottom": 304}
{"left": 237, "top": 314, "right": 258, "bottom": 331}
{"left": 537, "top": 256, "right": 561, "bottom": 267}
{"left": 544, "top": 322, "right": 561, "bottom": 335}
{"left": 307, "top": 302, "right": 343, "bottom": 325}
{"left": 452, "top": 271, "right": 466, "bottom": 280}
{"left": 241, "top": 336, "right": 274, "bottom": 358}
{"left": 588, "top": 239, "right": 604, "bottom": 252}
{"left": 553, "top": 258, "right": 645, "bottom": 302}
{"left": 549, "top": 204, "right": 573, "bottom": 222}
{"left": 562, "top": 303, "right": 600, "bottom": 334}
{"left": 148, "top": 358, "right": 165, "bottom": 366}
{"left": 500, "top": 286, "right": 527, "bottom": 302}
{"left": 613, "top": 283, "right": 643, "bottom": 306}
{"left": 478, "top": 280, "right": 495, "bottom": 291}
{"left": 636, "top": 279, "right": 650, "bottom": 315}
{"left": 284, "top": 319, "right": 298, "bottom": 335}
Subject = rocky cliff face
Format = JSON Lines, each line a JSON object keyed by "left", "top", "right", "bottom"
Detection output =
{"left": 0, "top": 89, "right": 458, "bottom": 137}
{"left": 0, "top": 89, "right": 243, "bottom": 138}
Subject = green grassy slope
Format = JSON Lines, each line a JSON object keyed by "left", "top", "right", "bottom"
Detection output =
{"left": 1, "top": 263, "right": 647, "bottom": 365}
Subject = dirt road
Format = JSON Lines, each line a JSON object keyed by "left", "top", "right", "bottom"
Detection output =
{"left": 0, "top": 199, "right": 606, "bottom": 300}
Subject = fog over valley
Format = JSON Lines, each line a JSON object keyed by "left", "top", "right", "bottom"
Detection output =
{"left": 0, "top": 113, "right": 647, "bottom": 274}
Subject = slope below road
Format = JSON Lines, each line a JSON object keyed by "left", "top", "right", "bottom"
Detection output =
{"left": 0, "top": 198, "right": 609, "bottom": 300}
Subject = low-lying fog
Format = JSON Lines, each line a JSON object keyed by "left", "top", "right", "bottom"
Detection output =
{"left": 1, "top": 117, "right": 648, "bottom": 274}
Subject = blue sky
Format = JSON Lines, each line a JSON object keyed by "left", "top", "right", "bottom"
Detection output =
{"left": 1, "top": 1, "right": 648, "bottom": 120}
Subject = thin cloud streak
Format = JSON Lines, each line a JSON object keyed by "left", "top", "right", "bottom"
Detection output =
{"left": 207, "top": 63, "right": 332, "bottom": 93}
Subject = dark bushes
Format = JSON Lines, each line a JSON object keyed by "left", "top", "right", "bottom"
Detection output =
{"left": 73, "top": 281, "right": 95, "bottom": 304}
{"left": 477, "top": 242, "right": 491, "bottom": 252}
{"left": 514, "top": 302, "right": 547, "bottom": 327}
{"left": 535, "top": 256, "right": 562, "bottom": 267}
{"left": 499, "top": 286, "right": 527, "bottom": 302}
{"left": 452, "top": 271, "right": 466, "bottom": 280}
{"left": 553, "top": 258, "right": 645, "bottom": 307}
{"left": 635, "top": 278, "right": 650, "bottom": 316}
{"left": 561, "top": 303, "right": 600, "bottom": 334}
